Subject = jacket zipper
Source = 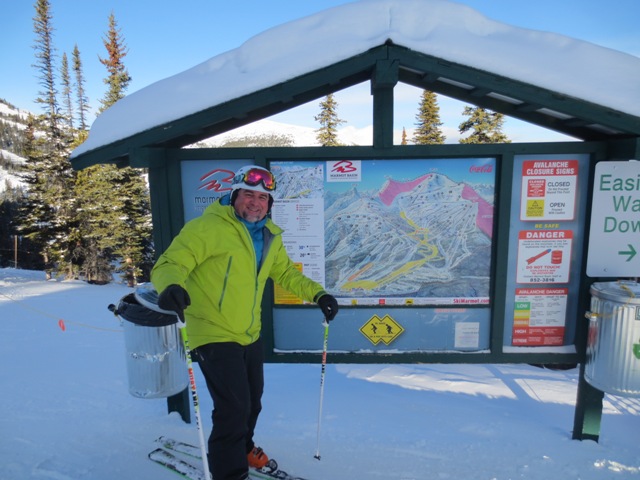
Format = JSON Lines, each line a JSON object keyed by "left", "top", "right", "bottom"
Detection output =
{"left": 218, "top": 256, "right": 232, "bottom": 310}
{"left": 240, "top": 223, "right": 260, "bottom": 341}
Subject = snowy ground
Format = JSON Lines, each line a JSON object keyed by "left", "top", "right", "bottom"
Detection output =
{"left": 0, "top": 267, "right": 638, "bottom": 480}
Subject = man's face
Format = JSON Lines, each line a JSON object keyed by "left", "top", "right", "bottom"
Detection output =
{"left": 233, "top": 188, "right": 270, "bottom": 223}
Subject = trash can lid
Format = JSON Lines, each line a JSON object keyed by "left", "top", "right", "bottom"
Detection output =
{"left": 590, "top": 281, "right": 640, "bottom": 305}
{"left": 113, "top": 288, "right": 179, "bottom": 326}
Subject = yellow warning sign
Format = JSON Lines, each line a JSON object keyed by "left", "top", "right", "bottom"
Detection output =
{"left": 525, "top": 199, "right": 544, "bottom": 218}
{"left": 360, "top": 314, "right": 405, "bottom": 346}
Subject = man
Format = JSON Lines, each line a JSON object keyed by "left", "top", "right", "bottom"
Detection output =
{"left": 151, "top": 165, "right": 338, "bottom": 480}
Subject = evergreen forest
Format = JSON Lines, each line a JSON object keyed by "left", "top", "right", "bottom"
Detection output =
{"left": 0, "top": 1, "right": 510, "bottom": 285}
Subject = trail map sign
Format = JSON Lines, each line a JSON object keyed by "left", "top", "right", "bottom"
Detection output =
{"left": 271, "top": 158, "right": 496, "bottom": 306}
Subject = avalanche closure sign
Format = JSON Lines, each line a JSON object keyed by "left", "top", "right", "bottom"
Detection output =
{"left": 520, "top": 159, "right": 578, "bottom": 221}
{"left": 587, "top": 160, "right": 640, "bottom": 277}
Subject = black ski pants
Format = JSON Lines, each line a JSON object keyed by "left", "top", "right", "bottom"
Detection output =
{"left": 193, "top": 338, "right": 264, "bottom": 480}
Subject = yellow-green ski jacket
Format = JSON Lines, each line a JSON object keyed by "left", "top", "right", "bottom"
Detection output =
{"left": 151, "top": 199, "right": 326, "bottom": 349}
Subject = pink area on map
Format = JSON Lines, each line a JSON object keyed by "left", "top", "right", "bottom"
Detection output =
{"left": 461, "top": 184, "right": 493, "bottom": 237}
{"left": 378, "top": 174, "right": 432, "bottom": 206}
{"left": 377, "top": 175, "right": 493, "bottom": 238}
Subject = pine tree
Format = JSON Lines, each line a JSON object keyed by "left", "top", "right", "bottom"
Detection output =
{"left": 412, "top": 90, "right": 445, "bottom": 145}
{"left": 401, "top": 127, "right": 408, "bottom": 145}
{"left": 98, "top": 12, "right": 131, "bottom": 112}
{"left": 28, "top": 0, "right": 78, "bottom": 279}
{"left": 5, "top": 117, "right": 40, "bottom": 271}
{"left": 114, "top": 167, "right": 154, "bottom": 284}
{"left": 458, "top": 106, "right": 511, "bottom": 144}
{"left": 314, "top": 93, "right": 345, "bottom": 146}
{"left": 60, "top": 52, "right": 73, "bottom": 129}
{"left": 72, "top": 11, "right": 153, "bottom": 285}
{"left": 16, "top": 115, "right": 52, "bottom": 274}
{"left": 72, "top": 44, "right": 90, "bottom": 131}
{"left": 72, "top": 164, "right": 122, "bottom": 283}
{"left": 32, "top": 0, "right": 59, "bottom": 138}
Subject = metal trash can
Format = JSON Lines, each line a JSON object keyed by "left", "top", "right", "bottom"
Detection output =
{"left": 585, "top": 281, "right": 640, "bottom": 397}
{"left": 112, "top": 293, "right": 189, "bottom": 399}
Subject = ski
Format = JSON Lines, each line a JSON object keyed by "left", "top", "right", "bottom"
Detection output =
{"left": 248, "top": 463, "right": 308, "bottom": 480}
{"left": 149, "top": 447, "right": 208, "bottom": 480}
{"left": 152, "top": 436, "right": 309, "bottom": 480}
{"left": 156, "top": 436, "right": 201, "bottom": 459}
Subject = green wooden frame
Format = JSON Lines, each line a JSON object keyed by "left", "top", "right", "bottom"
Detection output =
{"left": 142, "top": 139, "right": 621, "bottom": 366}
{"left": 70, "top": 40, "right": 640, "bottom": 438}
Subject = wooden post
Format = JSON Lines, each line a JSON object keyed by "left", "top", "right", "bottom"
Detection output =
{"left": 137, "top": 147, "right": 192, "bottom": 424}
{"left": 572, "top": 362, "right": 604, "bottom": 441}
{"left": 371, "top": 56, "right": 398, "bottom": 149}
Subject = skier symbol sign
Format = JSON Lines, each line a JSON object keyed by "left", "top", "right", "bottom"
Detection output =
{"left": 360, "top": 314, "right": 404, "bottom": 345}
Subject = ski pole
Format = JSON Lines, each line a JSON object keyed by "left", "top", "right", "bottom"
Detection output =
{"left": 314, "top": 318, "right": 330, "bottom": 461}
{"left": 176, "top": 311, "right": 212, "bottom": 480}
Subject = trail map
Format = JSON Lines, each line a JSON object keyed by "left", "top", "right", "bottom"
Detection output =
{"left": 271, "top": 158, "right": 495, "bottom": 305}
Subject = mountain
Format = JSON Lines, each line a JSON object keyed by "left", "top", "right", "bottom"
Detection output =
{"left": 0, "top": 99, "right": 30, "bottom": 194}
{"left": 192, "top": 118, "right": 375, "bottom": 148}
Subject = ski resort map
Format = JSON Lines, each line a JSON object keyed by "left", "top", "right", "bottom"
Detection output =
{"left": 271, "top": 158, "right": 496, "bottom": 306}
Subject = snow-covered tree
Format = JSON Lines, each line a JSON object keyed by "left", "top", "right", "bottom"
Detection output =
{"left": 15, "top": 115, "right": 52, "bottom": 273}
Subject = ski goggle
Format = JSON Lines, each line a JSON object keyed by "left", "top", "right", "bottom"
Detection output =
{"left": 235, "top": 168, "right": 276, "bottom": 191}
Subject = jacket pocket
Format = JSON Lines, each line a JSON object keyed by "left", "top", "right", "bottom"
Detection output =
{"left": 218, "top": 256, "right": 233, "bottom": 311}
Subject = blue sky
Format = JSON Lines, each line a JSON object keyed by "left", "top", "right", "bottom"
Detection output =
{"left": 2, "top": 0, "right": 639, "bottom": 142}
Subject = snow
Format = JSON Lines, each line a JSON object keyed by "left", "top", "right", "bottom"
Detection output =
{"left": 196, "top": 119, "right": 373, "bottom": 148}
{"left": 0, "top": 102, "right": 30, "bottom": 121}
{"left": 0, "top": 149, "right": 26, "bottom": 193}
{"left": 70, "top": 0, "right": 640, "bottom": 159}
{"left": 1, "top": 267, "right": 638, "bottom": 480}
{"left": 0, "top": 101, "right": 30, "bottom": 193}
{"left": 0, "top": 149, "right": 25, "bottom": 165}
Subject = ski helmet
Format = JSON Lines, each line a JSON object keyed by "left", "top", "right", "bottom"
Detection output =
{"left": 230, "top": 165, "right": 276, "bottom": 208}
{"left": 231, "top": 165, "right": 276, "bottom": 195}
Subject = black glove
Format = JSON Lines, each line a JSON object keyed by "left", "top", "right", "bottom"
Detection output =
{"left": 317, "top": 294, "right": 338, "bottom": 321}
{"left": 158, "top": 284, "right": 191, "bottom": 319}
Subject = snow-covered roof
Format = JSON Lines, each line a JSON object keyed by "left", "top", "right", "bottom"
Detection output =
{"left": 70, "top": 0, "right": 640, "bottom": 162}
